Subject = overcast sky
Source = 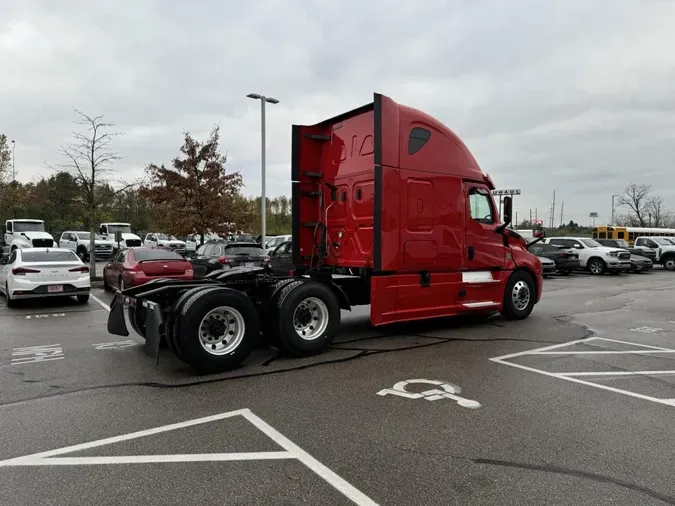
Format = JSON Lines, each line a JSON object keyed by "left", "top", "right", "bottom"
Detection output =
{"left": 2, "top": 0, "right": 674, "bottom": 226}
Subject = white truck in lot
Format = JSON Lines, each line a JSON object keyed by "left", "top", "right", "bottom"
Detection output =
{"left": 99, "top": 222, "right": 143, "bottom": 252}
{"left": 143, "top": 233, "right": 187, "bottom": 255}
{"left": 542, "top": 237, "right": 631, "bottom": 275}
{"left": 633, "top": 236, "right": 675, "bottom": 270}
{"left": 58, "top": 230, "right": 115, "bottom": 261}
{"left": 1, "top": 219, "right": 55, "bottom": 254}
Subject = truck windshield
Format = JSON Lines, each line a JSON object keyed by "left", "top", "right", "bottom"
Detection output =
{"left": 77, "top": 232, "right": 91, "bottom": 240}
{"left": 580, "top": 239, "right": 602, "bottom": 248}
{"left": 108, "top": 225, "right": 132, "bottom": 234}
{"left": 156, "top": 234, "right": 177, "bottom": 241}
{"left": 13, "top": 221, "right": 45, "bottom": 233}
{"left": 652, "top": 238, "right": 672, "bottom": 245}
{"left": 615, "top": 239, "right": 630, "bottom": 248}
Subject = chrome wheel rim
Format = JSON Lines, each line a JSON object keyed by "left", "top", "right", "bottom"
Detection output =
{"left": 666, "top": 259, "right": 675, "bottom": 270}
{"left": 590, "top": 261, "right": 602, "bottom": 274}
{"left": 293, "top": 297, "right": 329, "bottom": 341}
{"left": 199, "top": 306, "right": 245, "bottom": 355}
{"left": 511, "top": 280, "right": 531, "bottom": 311}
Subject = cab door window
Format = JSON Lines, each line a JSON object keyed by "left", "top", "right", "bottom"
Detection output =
{"left": 468, "top": 188, "right": 494, "bottom": 225}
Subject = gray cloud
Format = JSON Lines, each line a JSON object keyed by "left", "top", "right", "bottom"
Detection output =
{"left": 2, "top": 0, "right": 675, "bottom": 225}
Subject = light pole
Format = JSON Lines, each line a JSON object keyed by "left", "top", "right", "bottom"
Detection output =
{"left": 611, "top": 194, "right": 619, "bottom": 225}
{"left": 10, "top": 140, "right": 15, "bottom": 181}
{"left": 247, "top": 93, "right": 279, "bottom": 249}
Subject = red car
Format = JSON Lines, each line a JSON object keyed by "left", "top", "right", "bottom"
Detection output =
{"left": 103, "top": 247, "right": 194, "bottom": 291}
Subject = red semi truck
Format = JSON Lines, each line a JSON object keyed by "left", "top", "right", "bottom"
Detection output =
{"left": 107, "top": 93, "right": 544, "bottom": 373}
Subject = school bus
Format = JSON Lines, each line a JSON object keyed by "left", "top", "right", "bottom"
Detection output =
{"left": 592, "top": 226, "right": 675, "bottom": 245}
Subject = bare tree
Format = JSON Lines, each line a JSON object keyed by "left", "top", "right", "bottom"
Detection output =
{"left": 646, "top": 195, "right": 671, "bottom": 227}
{"left": 53, "top": 109, "right": 134, "bottom": 278}
{"left": 617, "top": 183, "right": 652, "bottom": 227}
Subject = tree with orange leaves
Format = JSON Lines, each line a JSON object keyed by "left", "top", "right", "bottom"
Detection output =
{"left": 141, "top": 126, "right": 252, "bottom": 243}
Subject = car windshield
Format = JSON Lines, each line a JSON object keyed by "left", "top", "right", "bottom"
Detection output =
{"left": 224, "top": 245, "right": 266, "bottom": 256}
{"left": 13, "top": 221, "right": 45, "bottom": 232}
{"left": 133, "top": 249, "right": 184, "bottom": 261}
{"left": 615, "top": 239, "right": 630, "bottom": 247}
{"left": 22, "top": 250, "right": 79, "bottom": 262}
{"left": 77, "top": 232, "right": 91, "bottom": 240}
{"left": 580, "top": 239, "right": 602, "bottom": 248}
{"left": 107, "top": 224, "right": 132, "bottom": 234}
{"left": 235, "top": 235, "right": 254, "bottom": 242}
{"left": 156, "top": 234, "right": 178, "bottom": 240}
{"left": 652, "top": 238, "right": 672, "bottom": 245}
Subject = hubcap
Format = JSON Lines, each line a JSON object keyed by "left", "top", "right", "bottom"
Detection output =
{"left": 511, "top": 280, "right": 531, "bottom": 311}
{"left": 293, "top": 297, "right": 329, "bottom": 341}
{"left": 590, "top": 262, "right": 602, "bottom": 274}
{"left": 667, "top": 260, "right": 675, "bottom": 270}
{"left": 199, "top": 306, "right": 245, "bottom": 355}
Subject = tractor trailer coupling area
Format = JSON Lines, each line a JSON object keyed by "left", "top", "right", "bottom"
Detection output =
{"left": 107, "top": 266, "right": 357, "bottom": 374}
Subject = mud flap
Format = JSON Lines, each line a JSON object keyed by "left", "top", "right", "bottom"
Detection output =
{"left": 143, "top": 300, "right": 163, "bottom": 366}
{"left": 107, "top": 294, "right": 129, "bottom": 337}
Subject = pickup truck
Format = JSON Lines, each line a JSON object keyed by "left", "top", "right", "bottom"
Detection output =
{"left": 542, "top": 237, "right": 631, "bottom": 275}
{"left": 58, "top": 231, "right": 114, "bottom": 261}
{"left": 143, "top": 233, "right": 187, "bottom": 255}
{"left": 633, "top": 236, "right": 675, "bottom": 270}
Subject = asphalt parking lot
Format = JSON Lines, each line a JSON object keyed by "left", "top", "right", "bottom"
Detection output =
{"left": 2, "top": 269, "right": 675, "bottom": 505}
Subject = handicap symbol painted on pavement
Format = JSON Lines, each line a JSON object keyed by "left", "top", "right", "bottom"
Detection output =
{"left": 377, "top": 379, "right": 482, "bottom": 409}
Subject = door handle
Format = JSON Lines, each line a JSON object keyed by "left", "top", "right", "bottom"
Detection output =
{"left": 468, "top": 246, "right": 475, "bottom": 260}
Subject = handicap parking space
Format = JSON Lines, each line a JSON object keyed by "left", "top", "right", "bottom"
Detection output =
{"left": 3, "top": 271, "right": 675, "bottom": 504}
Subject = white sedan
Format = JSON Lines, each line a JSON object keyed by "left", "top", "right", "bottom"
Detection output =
{"left": 0, "top": 248, "right": 91, "bottom": 307}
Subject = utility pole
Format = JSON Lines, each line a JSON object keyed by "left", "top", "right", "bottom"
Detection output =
{"left": 246, "top": 93, "right": 279, "bottom": 248}
{"left": 550, "top": 190, "right": 556, "bottom": 229}
{"left": 11, "top": 140, "right": 15, "bottom": 181}
{"left": 529, "top": 209, "right": 532, "bottom": 223}
{"left": 611, "top": 194, "right": 619, "bottom": 225}
{"left": 535, "top": 208, "right": 538, "bottom": 221}
{"left": 559, "top": 201, "right": 564, "bottom": 227}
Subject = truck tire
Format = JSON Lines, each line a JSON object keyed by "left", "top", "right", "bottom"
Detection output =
{"left": 262, "top": 279, "right": 299, "bottom": 348}
{"left": 175, "top": 288, "right": 259, "bottom": 373}
{"left": 76, "top": 246, "right": 88, "bottom": 262}
{"left": 587, "top": 258, "right": 606, "bottom": 275}
{"left": 500, "top": 270, "right": 536, "bottom": 321}
{"left": 274, "top": 280, "right": 341, "bottom": 356}
{"left": 662, "top": 255, "right": 675, "bottom": 271}
{"left": 167, "top": 286, "right": 222, "bottom": 360}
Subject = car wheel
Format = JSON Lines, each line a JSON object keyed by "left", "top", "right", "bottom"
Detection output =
{"left": 588, "top": 259, "right": 606, "bottom": 275}
{"left": 77, "top": 247, "right": 87, "bottom": 261}
{"left": 500, "top": 270, "right": 536, "bottom": 321}
{"left": 103, "top": 271, "right": 111, "bottom": 292}
{"left": 77, "top": 294, "right": 90, "bottom": 304}
{"left": 5, "top": 283, "right": 16, "bottom": 308}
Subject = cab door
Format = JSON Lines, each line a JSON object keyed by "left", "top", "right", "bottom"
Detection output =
{"left": 463, "top": 184, "right": 507, "bottom": 272}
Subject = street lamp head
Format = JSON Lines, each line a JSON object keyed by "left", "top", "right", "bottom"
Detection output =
{"left": 264, "top": 97, "right": 279, "bottom": 104}
{"left": 247, "top": 93, "right": 262, "bottom": 100}
{"left": 247, "top": 93, "right": 279, "bottom": 104}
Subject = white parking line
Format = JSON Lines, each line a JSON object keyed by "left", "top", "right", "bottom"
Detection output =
{"left": 0, "top": 408, "right": 378, "bottom": 506}
{"left": 491, "top": 337, "right": 675, "bottom": 408}
{"left": 90, "top": 294, "right": 110, "bottom": 312}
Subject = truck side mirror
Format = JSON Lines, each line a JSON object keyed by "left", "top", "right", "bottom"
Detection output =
{"left": 502, "top": 196, "right": 513, "bottom": 226}
{"left": 99, "top": 226, "right": 105, "bottom": 235}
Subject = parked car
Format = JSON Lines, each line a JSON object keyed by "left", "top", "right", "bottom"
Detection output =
{"left": 595, "top": 238, "right": 657, "bottom": 262}
{"left": 0, "top": 248, "right": 90, "bottom": 306}
{"left": 541, "top": 237, "right": 631, "bottom": 275}
{"left": 264, "top": 234, "right": 292, "bottom": 255}
{"left": 58, "top": 230, "right": 114, "bottom": 261}
{"left": 269, "top": 240, "right": 293, "bottom": 275}
{"left": 103, "top": 247, "right": 194, "bottom": 291}
{"left": 539, "top": 256, "right": 556, "bottom": 277}
{"left": 527, "top": 243, "right": 580, "bottom": 275}
{"left": 189, "top": 241, "right": 271, "bottom": 278}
